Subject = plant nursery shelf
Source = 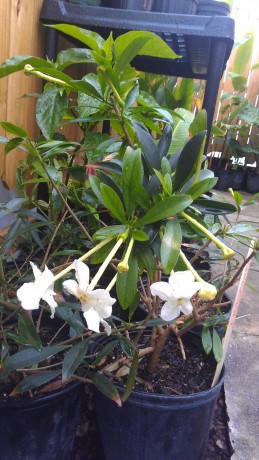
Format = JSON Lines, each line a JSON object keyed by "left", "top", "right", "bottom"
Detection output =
{"left": 40, "top": 0, "right": 235, "bottom": 134}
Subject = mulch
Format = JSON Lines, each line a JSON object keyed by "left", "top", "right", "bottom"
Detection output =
{"left": 72, "top": 384, "right": 234, "bottom": 460}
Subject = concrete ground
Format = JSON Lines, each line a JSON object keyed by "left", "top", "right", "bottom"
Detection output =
{"left": 211, "top": 189, "right": 259, "bottom": 460}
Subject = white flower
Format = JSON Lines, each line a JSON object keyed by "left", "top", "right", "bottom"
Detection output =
{"left": 150, "top": 271, "right": 203, "bottom": 321}
{"left": 17, "top": 262, "right": 57, "bottom": 318}
{"left": 62, "top": 260, "right": 116, "bottom": 335}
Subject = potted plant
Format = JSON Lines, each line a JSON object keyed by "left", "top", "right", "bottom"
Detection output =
{"left": 0, "top": 24, "right": 258, "bottom": 460}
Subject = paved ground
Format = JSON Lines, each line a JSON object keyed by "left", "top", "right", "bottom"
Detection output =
{"left": 212, "top": 189, "right": 259, "bottom": 460}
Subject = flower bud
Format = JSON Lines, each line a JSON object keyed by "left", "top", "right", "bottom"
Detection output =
{"left": 117, "top": 261, "right": 129, "bottom": 273}
{"left": 198, "top": 283, "right": 217, "bottom": 301}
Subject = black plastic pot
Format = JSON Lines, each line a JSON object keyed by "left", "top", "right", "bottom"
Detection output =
{"left": 0, "top": 380, "right": 84, "bottom": 460}
{"left": 101, "top": 0, "right": 153, "bottom": 10}
{"left": 93, "top": 334, "right": 224, "bottom": 460}
{"left": 153, "top": 0, "right": 198, "bottom": 13}
{"left": 196, "top": 0, "right": 230, "bottom": 16}
{"left": 214, "top": 169, "right": 233, "bottom": 191}
{"left": 246, "top": 171, "right": 259, "bottom": 194}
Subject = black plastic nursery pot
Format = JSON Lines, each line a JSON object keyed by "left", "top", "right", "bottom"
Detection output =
{"left": 153, "top": 0, "right": 198, "bottom": 14}
{"left": 93, "top": 333, "right": 224, "bottom": 460}
{"left": 246, "top": 171, "right": 259, "bottom": 194}
{"left": 214, "top": 169, "right": 233, "bottom": 191}
{"left": 0, "top": 378, "right": 84, "bottom": 460}
{"left": 196, "top": 0, "right": 230, "bottom": 16}
{"left": 100, "top": 0, "right": 153, "bottom": 10}
{"left": 95, "top": 372, "right": 224, "bottom": 460}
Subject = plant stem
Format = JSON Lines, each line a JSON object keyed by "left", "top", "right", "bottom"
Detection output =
{"left": 148, "top": 326, "right": 171, "bottom": 374}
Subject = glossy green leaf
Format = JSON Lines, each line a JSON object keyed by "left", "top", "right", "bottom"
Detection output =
{"left": 62, "top": 339, "right": 92, "bottom": 381}
{"left": 56, "top": 48, "right": 93, "bottom": 70}
{"left": 49, "top": 24, "right": 105, "bottom": 54}
{"left": 131, "top": 229, "right": 148, "bottom": 241}
{"left": 55, "top": 307, "right": 85, "bottom": 334}
{"left": 89, "top": 174, "right": 107, "bottom": 207}
{"left": 212, "top": 328, "right": 223, "bottom": 363}
{"left": 161, "top": 217, "right": 182, "bottom": 274}
{"left": 185, "top": 178, "right": 218, "bottom": 200}
{"left": 4, "top": 137, "right": 24, "bottom": 153}
{"left": 202, "top": 327, "right": 213, "bottom": 355}
{"left": 100, "top": 183, "right": 126, "bottom": 224}
{"left": 134, "top": 123, "right": 160, "bottom": 172}
{"left": 189, "top": 109, "right": 207, "bottom": 136}
{"left": 174, "top": 131, "right": 207, "bottom": 191}
{"left": 122, "top": 148, "right": 143, "bottom": 217}
{"left": 122, "top": 348, "right": 139, "bottom": 402}
{"left": 14, "top": 370, "right": 62, "bottom": 395}
{"left": 193, "top": 198, "right": 237, "bottom": 215}
{"left": 0, "top": 122, "right": 28, "bottom": 138}
{"left": 136, "top": 242, "right": 156, "bottom": 278}
{"left": 116, "top": 254, "right": 138, "bottom": 309}
{"left": 93, "top": 225, "right": 127, "bottom": 241}
{"left": 18, "top": 314, "right": 42, "bottom": 350}
{"left": 36, "top": 86, "right": 68, "bottom": 139}
{"left": 233, "top": 33, "right": 254, "bottom": 76}
{"left": 114, "top": 31, "right": 179, "bottom": 62}
{"left": 93, "top": 340, "right": 119, "bottom": 365}
{"left": 4, "top": 345, "right": 69, "bottom": 372}
{"left": 89, "top": 371, "right": 121, "bottom": 406}
{"left": 0, "top": 56, "right": 52, "bottom": 78}
{"left": 136, "top": 195, "right": 192, "bottom": 227}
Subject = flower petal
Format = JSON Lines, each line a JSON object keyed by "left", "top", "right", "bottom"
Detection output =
{"left": 100, "top": 319, "right": 112, "bottom": 336}
{"left": 87, "top": 289, "right": 115, "bottom": 318}
{"left": 179, "top": 299, "right": 194, "bottom": 315}
{"left": 160, "top": 300, "right": 180, "bottom": 321}
{"left": 150, "top": 281, "right": 174, "bottom": 302}
{"left": 42, "top": 289, "right": 58, "bottom": 318}
{"left": 63, "top": 279, "right": 80, "bottom": 298}
{"left": 73, "top": 260, "right": 90, "bottom": 291}
{"left": 83, "top": 308, "right": 100, "bottom": 333}
{"left": 17, "top": 283, "right": 41, "bottom": 310}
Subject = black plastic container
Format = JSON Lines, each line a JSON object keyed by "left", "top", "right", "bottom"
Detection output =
{"left": 101, "top": 0, "right": 153, "bottom": 10}
{"left": 214, "top": 169, "right": 233, "bottom": 191}
{"left": 153, "top": 0, "right": 198, "bottom": 14}
{"left": 197, "top": 0, "right": 230, "bottom": 16}
{"left": 0, "top": 380, "right": 84, "bottom": 460}
{"left": 246, "top": 171, "right": 259, "bottom": 194}
{"left": 93, "top": 333, "right": 224, "bottom": 460}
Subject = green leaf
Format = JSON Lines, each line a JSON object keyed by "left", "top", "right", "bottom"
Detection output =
{"left": 134, "top": 123, "right": 160, "bottom": 172}
{"left": 5, "top": 137, "right": 24, "bottom": 154}
{"left": 0, "top": 122, "right": 28, "bottom": 138}
{"left": 233, "top": 33, "right": 254, "bottom": 76}
{"left": 189, "top": 109, "right": 207, "bottom": 136}
{"left": 122, "top": 348, "right": 139, "bottom": 402}
{"left": 89, "top": 371, "right": 121, "bottom": 406}
{"left": 169, "top": 108, "right": 195, "bottom": 154}
{"left": 18, "top": 314, "right": 42, "bottom": 350}
{"left": 93, "top": 340, "right": 119, "bottom": 365}
{"left": 88, "top": 175, "right": 107, "bottom": 207}
{"left": 13, "top": 370, "right": 62, "bottom": 395}
{"left": 212, "top": 329, "right": 223, "bottom": 363}
{"left": 114, "top": 31, "right": 179, "bottom": 63}
{"left": 56, "top": 48, "right": 93, "bottom": 70}
{"left": 193, "top": 198, "right": 237, "bottom": 215}
{"left": 0, "top": 56, "right": 52, "bottom": 78}
{"left": 4, "top": 345, "right": 69, "bottom": 372}
{"left": 161, "top": 217, "right": 182, "bottom": 274}
{"left": 202, "top": 327, "right": 213, "bottom": 355}
{"left": 55, "top": 307, "right": 85, "bottom": 334}
{"left": 49, "top": 24, "right": 105, "bottom": 54}
{"left": 131, "top": 229, "right": 148, "bottom": 241}
{"left": 62, "top": 339, "right": 92, "bottom": 381}
{"left": 185, "top": 178, "right": 218, "bottom": 200}
{"left": 136, "top": 195, "right": 192, "bottom": 227}
{"left": 122, "top": 148, "right": 143, "bottom": 217}
{"left": 174, "top": 131, "right": 207, "bottom": 191}
{"left": 100, "top": 184, "right": 126, "bottom": 224}
{"left": 116, "top": 253, "right": 138, "bottom": 309}
{"left": 93, "top": 225, "right": 127, "bottom": 241}
{"left": 36, "top": 86, "right": 68, "bottom": 139}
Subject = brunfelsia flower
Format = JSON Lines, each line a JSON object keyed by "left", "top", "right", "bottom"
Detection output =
{"left": 150, "top": 270, "right": 204, "bottom": 321}
{"left": 63, "top": 260, "right": 116, "bottom": 335}
{"left": 198, "top": 282, "right": 217, "bottom": 301}
{"left": 17, "top": 262, "right": 57, "bottom": 318}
